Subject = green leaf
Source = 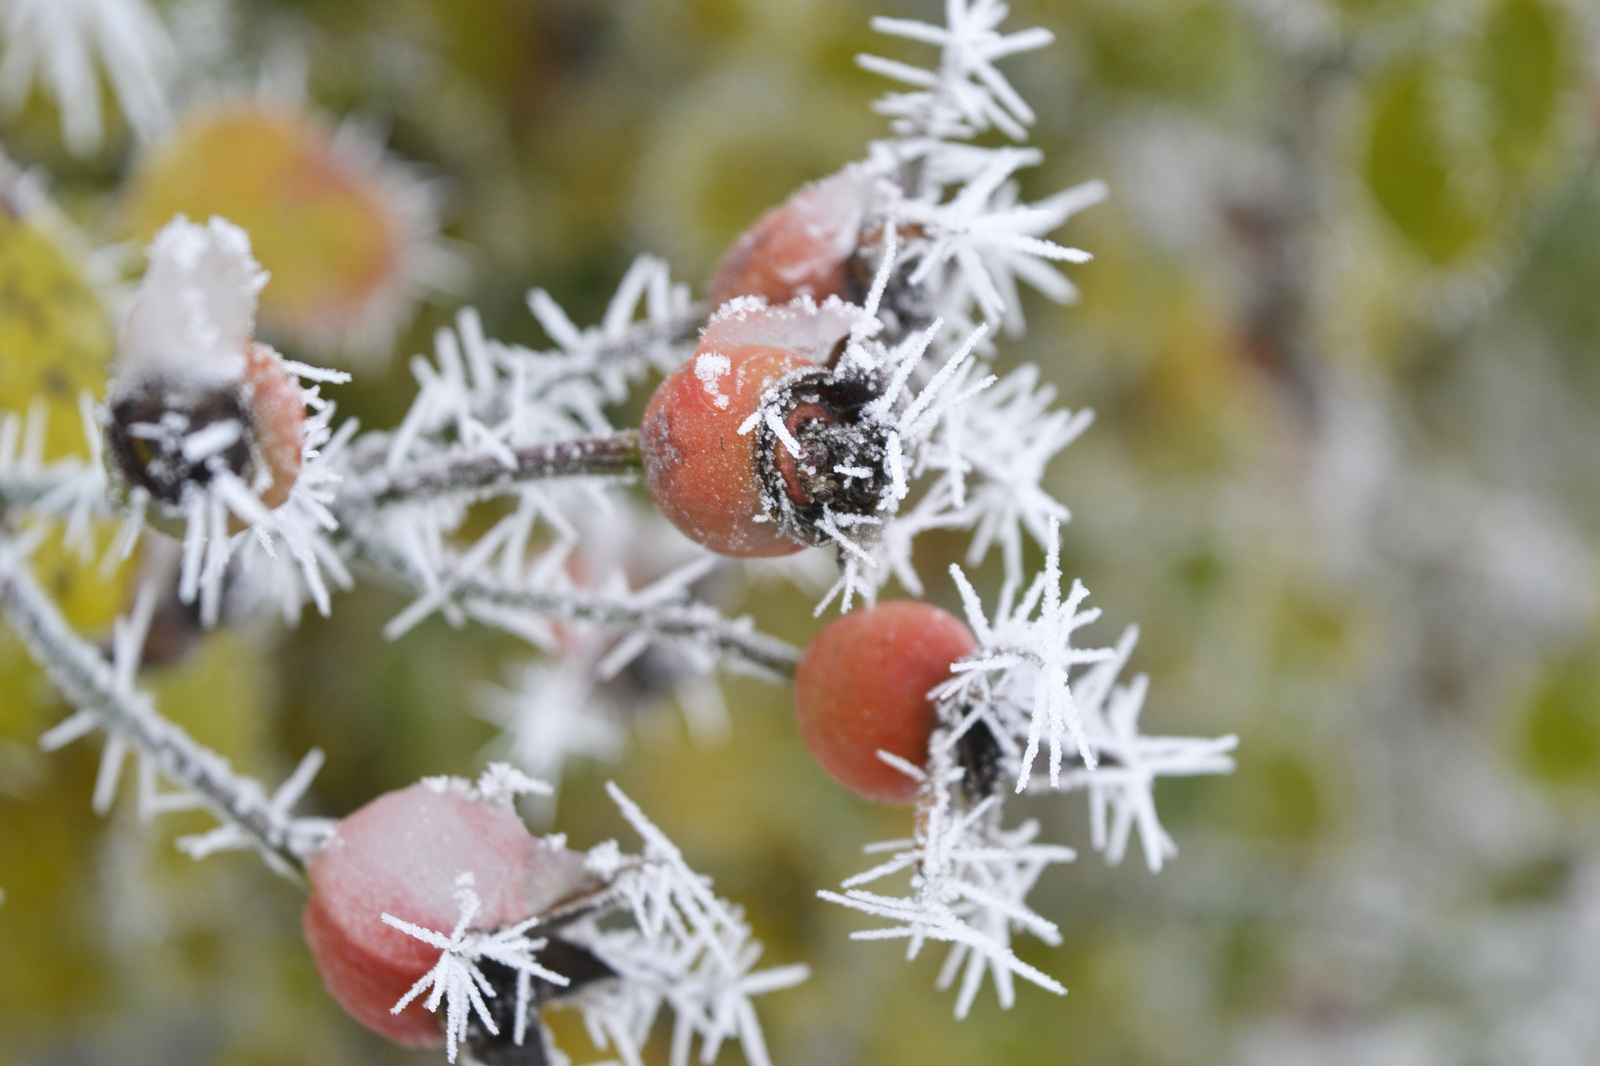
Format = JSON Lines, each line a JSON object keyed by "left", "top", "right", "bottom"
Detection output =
{"left": 1477, "top": 0, "right": 1564, "bottom": 176}
{"left": 1363, "top": 62, "right": 1489, "bottom": 264}
{"left": 0, "top": 208, "right": 113, "bottom": 459}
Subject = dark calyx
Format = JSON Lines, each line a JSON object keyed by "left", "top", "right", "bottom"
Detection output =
{"left": 108, "top": 380, "right": 253, "bottom": 505}
{"left": 955, "top": 714, "right": 1004, "bottom": 802}
{"left": 757, "top": 368, "right": 892, "bottom": 547}
{"left": 848, "top": 224, "right": 937, "bottom": 341}
{"left": 463, "top": 936, "right": 615, "bottom": 1066}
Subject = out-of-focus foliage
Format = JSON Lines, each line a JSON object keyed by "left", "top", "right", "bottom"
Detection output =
{"left": 2, "top": 0, "right": 1600, "bottom": 1063}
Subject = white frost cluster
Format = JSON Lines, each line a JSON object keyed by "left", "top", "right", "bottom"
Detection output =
{"left": 0, "top": 0, "right": 173, "bottom": 154}
{"left": 382, "top": 255, "right": 692, "bottom": 473}
{"left": 560, "top": 784, "right": 809, "bottom": 1066}
{"left": 384, "top": 871, "right": 569, "bottom": 1063}
{"left": 861, "top": 1, "right": 1107, "bottom": 337}
{"left": 826, "top": 523, "right": 1236, "bottom": 1013}
{"left": 820, "top": 741, "right": 1074, "bottom": 1019}
{"left": 0, "top": 395, "right": 115, "bottom": 560}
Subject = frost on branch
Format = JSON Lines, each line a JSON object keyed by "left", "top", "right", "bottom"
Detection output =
{"left": 558, "top": 784, "right": 809, "bottom": 1066}
{"left": 477, "top": 507, "right": 737, "bottom": 814}
{"left": 940, "top": 519, "right": 1238, "bottom": 810}
{"left": 373, "top": 254, "right": 694, "bottom": 483}
{"left": 858, "top": 0, "right": 1104, "bottom": 337}
{"left": 0, "top": 540, "right": 333, "bottom": 879}
{"left": 820, "top": 741, "right": 1074, "bottom": 1020}
{"left": 946, "top": 516, "right": 1117, "bottom": 788}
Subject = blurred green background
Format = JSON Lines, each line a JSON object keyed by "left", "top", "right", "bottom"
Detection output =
{"left": 3, "top": 0, "right": 1600, "bottom": 1063}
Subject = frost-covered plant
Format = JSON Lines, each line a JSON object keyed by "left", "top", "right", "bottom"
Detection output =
{"left": 0, "top": 0, "right": 1236, "bottom": 1059}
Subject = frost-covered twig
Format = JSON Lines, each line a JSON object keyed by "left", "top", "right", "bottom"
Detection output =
{"left": 338, "top": 430, "right": 642, "bottom": 509}
{"left": 0, "top": 539, "right": 330, "bottom": 879}
{"left": 563, "top": 783, "right": 810, "bottom": 1066}
{"left": 339, "top": 523, "right": 802, "bottom": 678}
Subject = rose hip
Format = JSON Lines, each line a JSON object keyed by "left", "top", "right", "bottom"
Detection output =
{"left": 794, "top": 601, "right": 977, "bottom": 804}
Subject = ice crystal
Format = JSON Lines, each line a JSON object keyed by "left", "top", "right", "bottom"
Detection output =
{"left": 860, "top": 0, "right": 1055, "bottom": 143}
{"left": 0, "top": 0, "right": 172, "bottom": 154}
{"left": 384, "top": 871, "right": 570, "bottom": 1062}
{"left": 562, "top": 784, "right": 809, "bottom": 1066}
{"left": 945, "top": 517, "right": 1115, "bottom": 787}
{"left": 820, "top": 741, "right": 1073, "bottom": 1019}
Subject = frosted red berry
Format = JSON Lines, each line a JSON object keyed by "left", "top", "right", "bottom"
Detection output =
{"left": 707, "top": 168, "right": 872, "bottom": 310}
{"left": 303, "top": 782, "right": 590, "bottom": 1047}
{"left": 794, "top": 601, "right": 977, "bottom": 804}
{"left": 642, "top": 340, "right": 818, "bottom": 557}
{"left": 642, "top": 302, "right": 892, "bottom": 556}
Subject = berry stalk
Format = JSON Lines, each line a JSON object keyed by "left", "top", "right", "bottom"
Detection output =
{"left": 340, "top": 431, "right": 644, "bottom": 509}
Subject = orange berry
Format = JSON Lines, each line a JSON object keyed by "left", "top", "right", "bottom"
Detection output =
{"left": 642, "top": 343, "right": 818, "bottom": 557}
{"left": 794, "top": 601, "right": 977, "bottom": 804}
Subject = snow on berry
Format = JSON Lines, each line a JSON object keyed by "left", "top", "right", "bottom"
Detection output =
{"left": 105, "top": 215, "right": 352, "bottom": 625}
{"left": 302, "top": 772, "right": 592, "bottom": 1049}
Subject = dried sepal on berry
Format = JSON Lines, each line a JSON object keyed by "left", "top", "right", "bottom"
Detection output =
{"left": 643, "top": 295, "right": 925, "bottom": 562}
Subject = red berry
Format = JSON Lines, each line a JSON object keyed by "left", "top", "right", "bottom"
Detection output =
{"left": 707, "top": 168, "right": 873, "bottom": 310}
{"left": 794, "top": 601, "right": 977, "bottom": 804}
{"left": 303, "top": 782, "right": 590, "bottom": 1047}
{"left": 642, "top": 340, "right": 818, "bottom": 557}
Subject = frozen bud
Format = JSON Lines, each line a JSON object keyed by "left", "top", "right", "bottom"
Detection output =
{"left": 106, "top": 216, "right": 305, "bottom": 510}
{"left": 303, "top": 782, "right": 600, "bottom": 1048}
{"left": 707, "top": 166, "right": 876, "bottom": 311}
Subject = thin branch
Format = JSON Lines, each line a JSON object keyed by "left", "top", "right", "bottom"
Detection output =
{"left": 340, "top": 527, "right": 802, "bottom": 679}
{"left": 0, "top": 548, "right": 315, "bottom": 881}
{"left": 340, "top": 432, "right": 642, "bottom": 509}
